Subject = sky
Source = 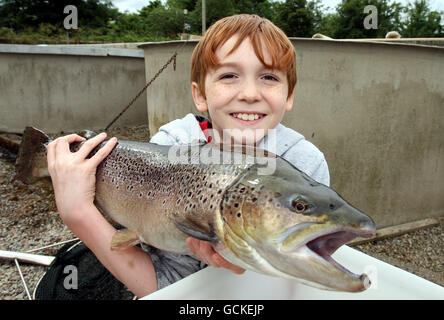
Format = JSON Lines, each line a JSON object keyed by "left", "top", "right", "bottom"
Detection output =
{"left": 110, "top": 0, "right": 443, "bottom": 14}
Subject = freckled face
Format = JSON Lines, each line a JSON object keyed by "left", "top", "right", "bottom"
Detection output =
{"left": 192, "top": 34, "right": 295, "bottom": 145}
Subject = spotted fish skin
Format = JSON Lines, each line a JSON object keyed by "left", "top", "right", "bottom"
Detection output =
{"left": 15, "top": 127, "right": 376, "bottom": 293}
{"left": 90, "top": 141, "right": 250, "bottom": 254}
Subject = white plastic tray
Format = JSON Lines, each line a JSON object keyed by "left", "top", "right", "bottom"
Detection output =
{"left": 141, "top": 245, "right": 444, "bottom": 300}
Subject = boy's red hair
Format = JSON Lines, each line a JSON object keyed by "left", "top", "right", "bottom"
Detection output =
{"left": 191, "top": 14, "right": 297, "bottom": 99}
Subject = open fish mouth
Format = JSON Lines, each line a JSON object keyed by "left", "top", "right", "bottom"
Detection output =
{"left": 300, "top": 227, "right": 375, "bottom": 284}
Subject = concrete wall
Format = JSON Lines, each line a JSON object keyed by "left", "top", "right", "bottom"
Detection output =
{"left": 140, "top": 41, "right": 206, "bottom": 133}
{"left": 342, "top": 38, "right": 444, "bottom": 47}
{"left": 0, "top": 44, "right": 147, "bottom": 133}
{"left": 139, "top": 39, "right": 444, "bottom": 228}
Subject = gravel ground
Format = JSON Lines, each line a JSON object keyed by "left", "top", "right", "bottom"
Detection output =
{"left": 0, "top": 125, "right": 442, "bottom": 299}
{"left": 352, "top": 224, "right": 443, "bottom": 287}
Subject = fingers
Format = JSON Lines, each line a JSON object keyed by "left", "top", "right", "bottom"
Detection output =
{"left": 187, "top": 238, "right": 214, "bottom": 266}
{"left": 88, "top": 136, "right": 118, "bottom": 167}
{"left": 212, "top": 254, "right": 246, "bottom": 275}
{"left": 55, "top": 134, "right": 87, "bottom": 158}
{"left": 187, "top": 238, "right": 205, "bottom": 264}
{"left": 47, "top": 134, "right": 86, "bottom": 174}
{"left": 76, "top": 132, "right": 108, "bottom": 159}
{"left": 186, "top": 238, "right": 246, "bottom": 274}
{"left": 46, "top": 140, "right": 56, "bottom": 174}
{"left": 46, "top": 132, "right": 117, "bottom": 178}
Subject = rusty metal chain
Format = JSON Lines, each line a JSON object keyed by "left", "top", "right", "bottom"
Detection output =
{"left": 105, "top": 41, "right": 187, "bottom": 131}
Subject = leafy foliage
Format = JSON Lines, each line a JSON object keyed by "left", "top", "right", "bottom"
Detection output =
{"left": 0, "top": 0, "right": 442, "bottom": 42}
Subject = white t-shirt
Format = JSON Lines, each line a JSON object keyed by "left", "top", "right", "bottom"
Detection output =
{"left": 144, "top": 113, "right": 330, "bottom": 290}
{"left": 150, "top": 113, "right": 330, "bottom": 186}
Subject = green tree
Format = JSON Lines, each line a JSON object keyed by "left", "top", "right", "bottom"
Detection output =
{"left": 306, "top": 0, "right": 329, "bottom": 35}
{"left": 232, "top": 0, "right": 273, "bottom": 20}
{"left": 254, "top": 0, "right": 274, "bottom": 21}
{"left": 139, "top": 2, "right": 183, "bottom": 38}
{"left": 114, "top": 13, "right": 144, "bottom": 35}
{"left": 139, "top": 0, "right": 163, "bottom": 17}
{"left": 315, "top": 12, "right": 340, "bottom": 37}
{"left": 402, "top": 0, "right": 443, "bottom": 37}
{"left": 166, "top": 0, "right": 198, "bottom": 11}
{"left": 333, "top": 0, "right": 404, "bottom": 38}
{"left": 187, "top": 0, "right": 236, "bottom": 35}
{"left": 0, "top": 0, "right": 118, "bottom": 31}
{"left": 273, "top": 0, "right": 316, "bottom": 37}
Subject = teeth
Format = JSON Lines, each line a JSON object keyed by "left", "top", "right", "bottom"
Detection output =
{"left": 234, "top": 113, "right": 261, "bottom": 121}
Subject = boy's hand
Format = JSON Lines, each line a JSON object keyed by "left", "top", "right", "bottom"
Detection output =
{"left": 186, "top": 237, "right": 246, "bottom": 274}
{"left": 47, "top": 132, "right": 118, "bottom": 227}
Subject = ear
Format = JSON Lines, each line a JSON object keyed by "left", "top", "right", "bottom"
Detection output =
{"left": 285, "top": 89, "right": 295, "bottom": 112}
{"left": 192, "top": 82, "right": 208, "bottom": 113}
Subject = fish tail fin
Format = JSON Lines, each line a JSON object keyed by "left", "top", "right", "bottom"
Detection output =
{"left": 14, "top": 127, "right": 51, "bottom": 184}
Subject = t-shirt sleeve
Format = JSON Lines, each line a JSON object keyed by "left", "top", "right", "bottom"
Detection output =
{"left": 281, "top": 139, "right": 331, "bottom": 187}
{"left": 309, "top": 156, "right": 330, "bottom": 187}
{"left": 140, "top": 244, "right": 207, "bottom": 291}
{"left": 149, "top": 130, "right": 177, "bottom": 145}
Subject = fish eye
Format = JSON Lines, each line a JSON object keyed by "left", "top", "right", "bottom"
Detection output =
{"left": 292, "top": 200, "right": 308, "bottom": 213}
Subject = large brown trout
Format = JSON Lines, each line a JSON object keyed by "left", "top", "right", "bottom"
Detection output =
{"left": 15, "top": 127, "right": 375, "bottom": 292}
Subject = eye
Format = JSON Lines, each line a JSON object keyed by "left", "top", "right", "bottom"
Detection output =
{"left": 292, "top": 200, "right": 308, "bottom": 213}
{"left": 220, "top": 74, "right": 236, "bottom": 80}
{"left": 263, "top": 74, "right": 278, "bottom": 81}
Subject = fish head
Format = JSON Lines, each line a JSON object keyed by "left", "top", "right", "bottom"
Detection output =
{"left": 219, "top": 158, "right": 376, "bottom": 292}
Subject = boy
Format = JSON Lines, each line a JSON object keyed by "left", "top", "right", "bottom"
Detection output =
{"left": 47, "top": 14, "right": 329, "bottom": 298}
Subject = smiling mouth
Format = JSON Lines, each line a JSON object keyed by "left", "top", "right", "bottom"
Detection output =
{"left": 230, "top": 112, "right": 266, "bottom": 122}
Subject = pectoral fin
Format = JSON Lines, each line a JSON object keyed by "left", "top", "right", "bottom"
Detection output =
{"left": 175, "top": 219, "right": 219, "bottom": 243}
{"left": 111, "top": 229, "right": 141, "bottom": 251}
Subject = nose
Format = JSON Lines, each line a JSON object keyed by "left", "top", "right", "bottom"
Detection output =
{"left": 238, "top": 78, "right": 261, "bottom": 103}
{"left": 330, "top": 203, "right": 376, "bottom": 237}
{"left": 359, "top": 215, "right": 376, "bottom": 235}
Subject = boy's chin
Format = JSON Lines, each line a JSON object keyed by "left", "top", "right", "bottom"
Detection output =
{"left": 233, "top": 134, "right": 262, "bottom": 146}
{"left": 218, "top": 129, "right": 266, "bottom": 146}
